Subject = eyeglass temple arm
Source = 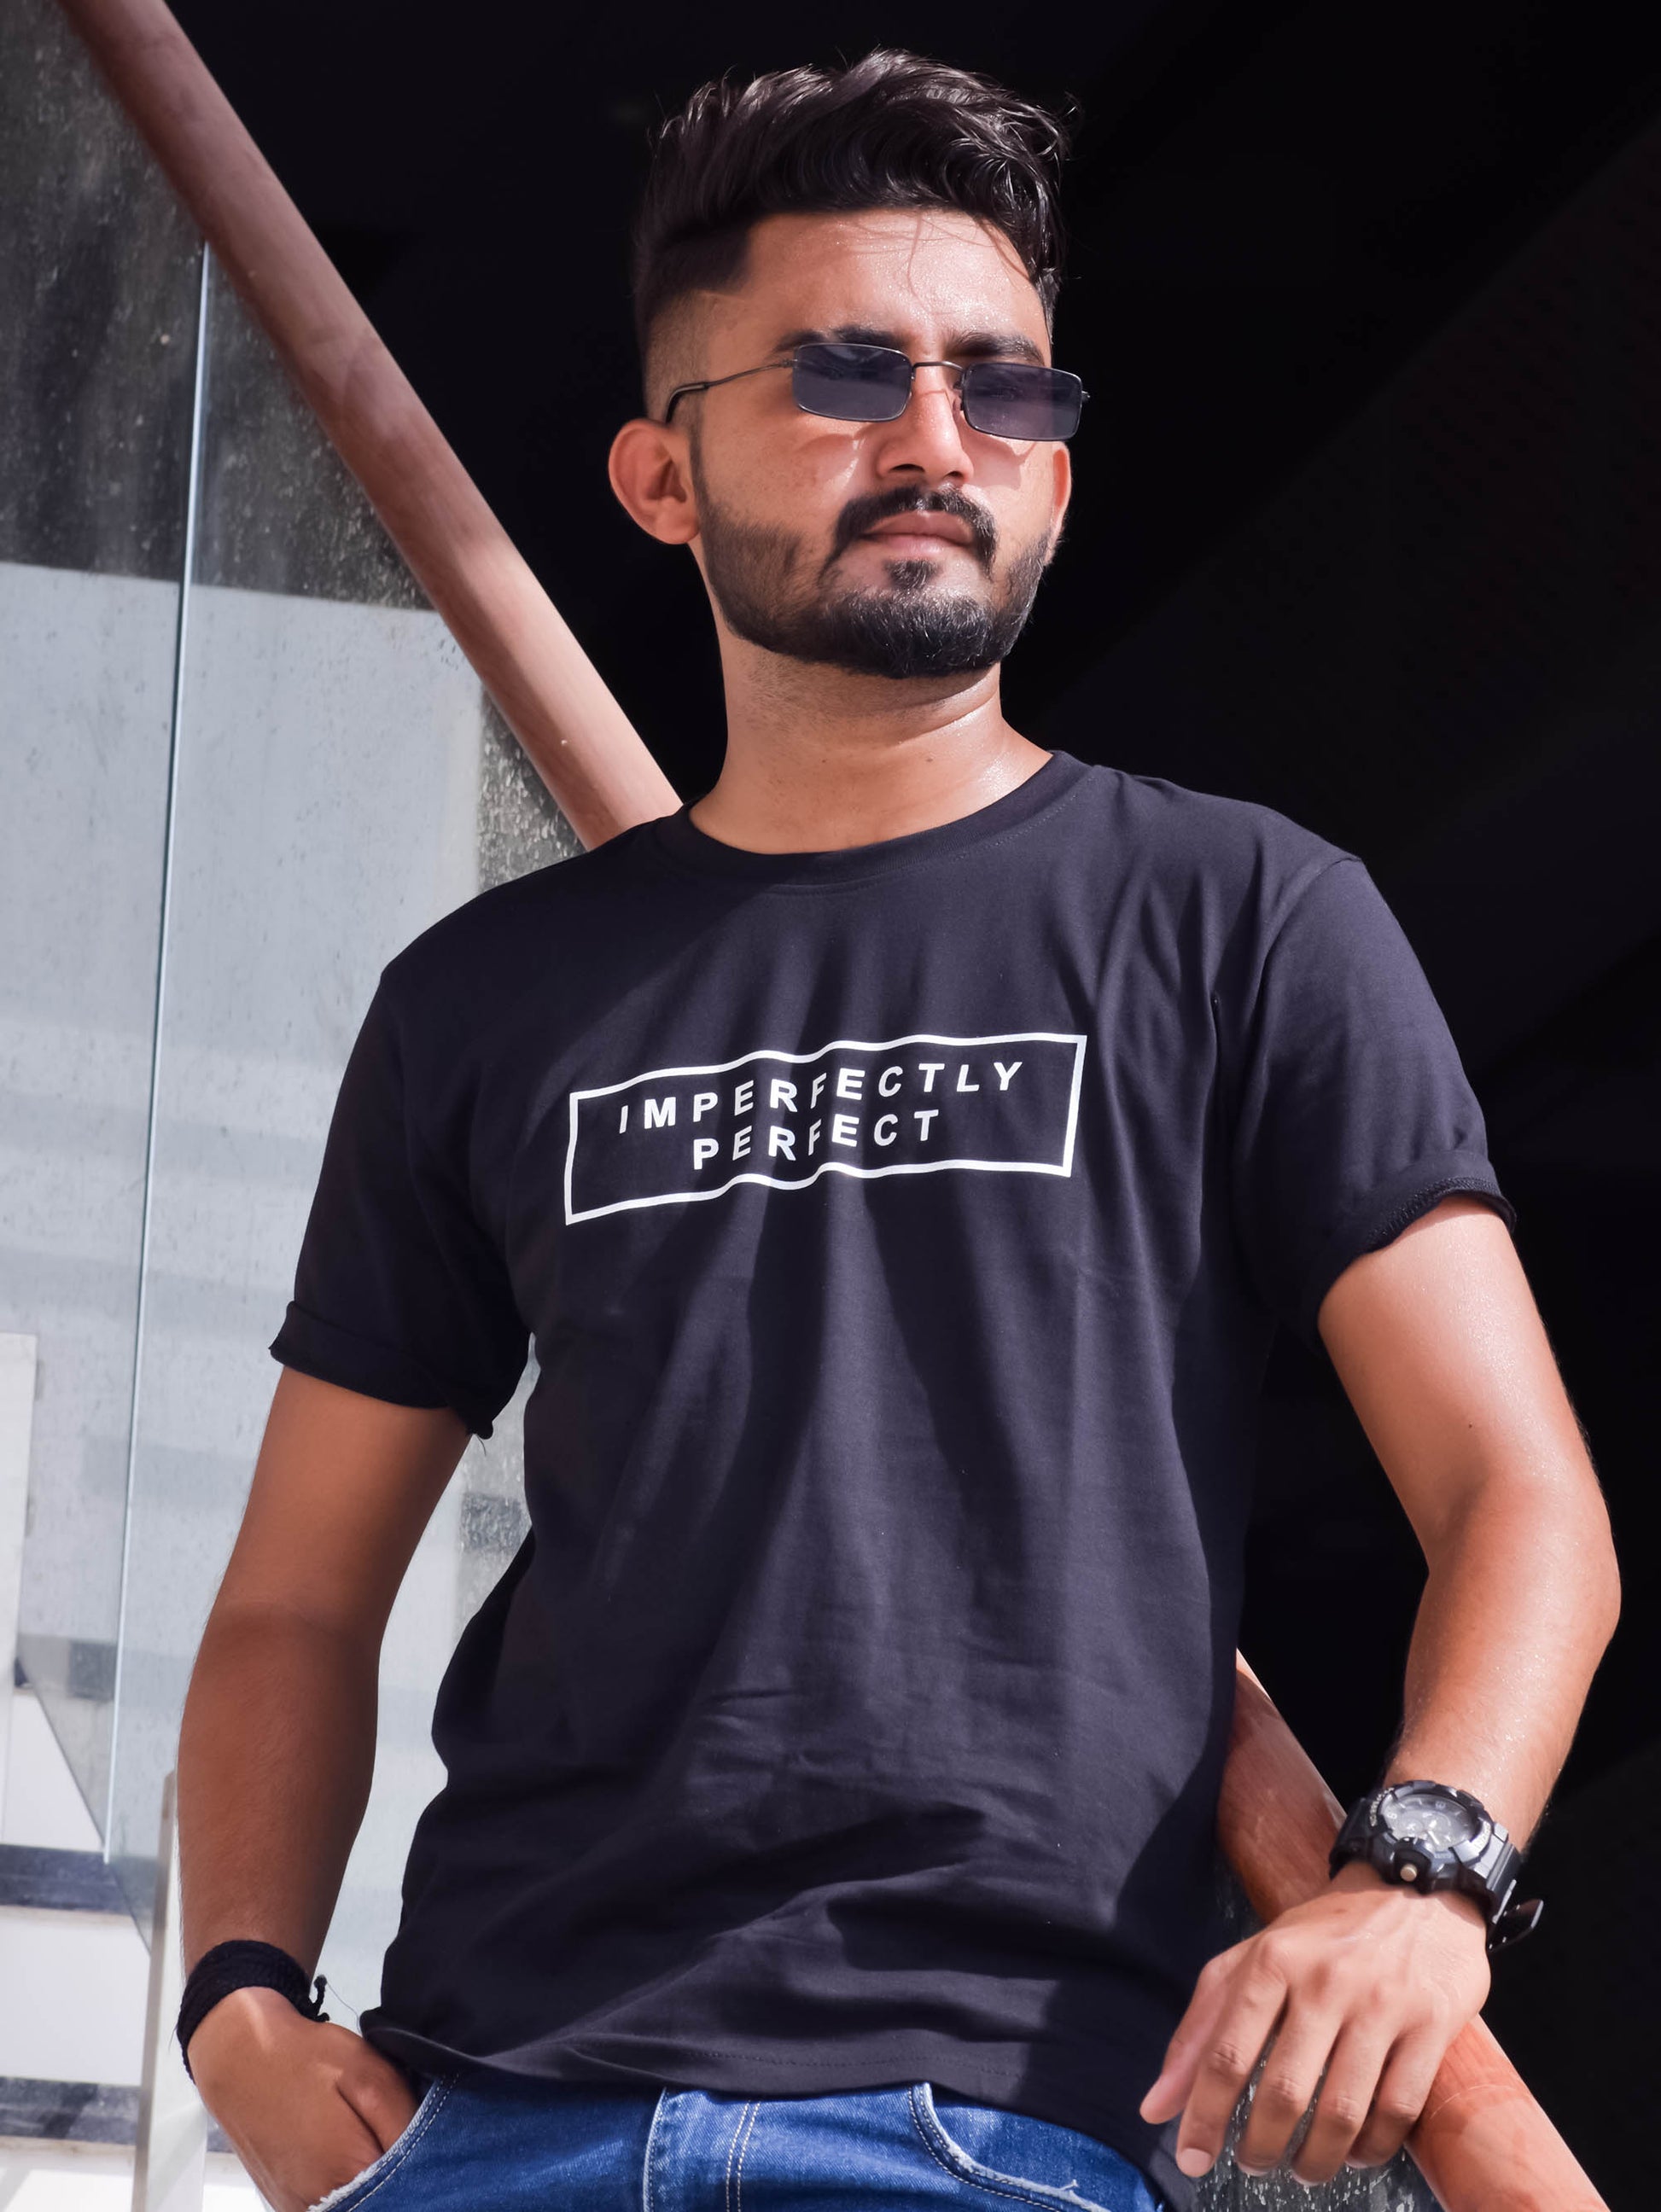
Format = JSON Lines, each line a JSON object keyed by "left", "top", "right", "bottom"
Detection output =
{"left": 661, "top": 360, "right": 790, "bottom": 423}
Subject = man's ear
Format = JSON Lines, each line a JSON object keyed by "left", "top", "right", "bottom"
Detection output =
{"left": 1047, "top": 439, "right": 1072, "bottom": 556}
{"left": 608, "top": 417, "right": 701, "bottom": 545}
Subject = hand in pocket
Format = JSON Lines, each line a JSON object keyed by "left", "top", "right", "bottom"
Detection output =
{"left": 188, "top": 1986, "right": 423, "bottom": 2212}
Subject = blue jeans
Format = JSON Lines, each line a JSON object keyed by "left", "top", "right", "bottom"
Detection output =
{"left": 312, "top": 2072, "right": 1165, "bottom": 2211}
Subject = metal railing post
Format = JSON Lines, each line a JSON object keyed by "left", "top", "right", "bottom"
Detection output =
{"left": 0, "top": 1333, "right": 39, "bottom": 1831}
{"left": 131, "top": 1770, "right": 207, "bottom": 2212}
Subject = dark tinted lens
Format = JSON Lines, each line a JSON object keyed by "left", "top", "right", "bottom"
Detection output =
{"left": 960, "top": 363, "right": 1084, "bottom": 440}
{"left": 791, "top": 343, "right": 913, "bottom": 422}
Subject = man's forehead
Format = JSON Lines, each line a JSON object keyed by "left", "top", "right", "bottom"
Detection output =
{"left": 707, "top": 207, "right": 1048, "bottom": 355}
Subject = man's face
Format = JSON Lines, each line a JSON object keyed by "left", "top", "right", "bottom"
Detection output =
{"left": 650, "top": 208, "right": 1071, "bottom": 682}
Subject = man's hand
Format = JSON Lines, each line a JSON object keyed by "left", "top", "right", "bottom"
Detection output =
{"left": 1139, "top": 1864, "right": 1490, "bottom": 2186}
{"left": 188, "top": 1986, "right": 422, "bottom": 2212}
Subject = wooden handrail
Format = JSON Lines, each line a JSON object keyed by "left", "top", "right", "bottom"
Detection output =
{"left": 55, "top": 0, "right": 679, "bottom": 853}
{"left": 55, "top": 3, "right": 1607, "bottom": 2203}
{"left": 1222, "top": 1659, "right": 1606, "bottom": 2209}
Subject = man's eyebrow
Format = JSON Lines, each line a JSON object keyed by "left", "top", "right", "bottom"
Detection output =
{"left": 941, "top": 328, "right": 1048, "bottom": 366}
{"left": 766, "top": 323, "right": 1049, "bottom": 365}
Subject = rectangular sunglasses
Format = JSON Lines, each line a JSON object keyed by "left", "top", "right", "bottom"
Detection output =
{"left": 664, "top": 341, "right": 1088, "bottom": 441}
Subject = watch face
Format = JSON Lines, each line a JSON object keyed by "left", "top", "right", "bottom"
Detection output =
{"left": 1383, "top": 1784, "right": 1483, "bottom": 1851}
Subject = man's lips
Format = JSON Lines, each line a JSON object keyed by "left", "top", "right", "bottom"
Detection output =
{"left": 860, "top": 513, "right": 976, "bottom": 549}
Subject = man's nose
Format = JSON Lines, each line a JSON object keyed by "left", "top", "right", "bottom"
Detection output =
{"left": 876, "top": 364, "right": 974, "bottom": 478}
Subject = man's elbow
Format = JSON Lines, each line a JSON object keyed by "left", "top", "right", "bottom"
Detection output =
{"left": 1554, "top": 1447, "right": 1622, "bottom": 1652}
{"left": 1586, "top": 1509, "right": 1623, "bottom": 1654}
{"left": 1439, "top": 1453, "right": 1621, "bottom": 1650}
{"left": 1521, "top": 1466, "right": 1621, "bottom": 1656}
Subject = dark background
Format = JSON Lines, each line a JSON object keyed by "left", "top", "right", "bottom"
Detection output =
{"left": 166, "top": 1, "right": 1660, "bottom": 2196}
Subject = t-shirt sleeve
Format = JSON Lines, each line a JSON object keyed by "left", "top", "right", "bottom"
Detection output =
{"left": 1229, "top": 854, "right": 1516, "bottom": 1349}
{"left": 270, "top": 977, "right": 528, "bottom": 1436}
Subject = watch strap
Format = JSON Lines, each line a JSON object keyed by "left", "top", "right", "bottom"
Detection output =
{"left": 1328, "top": 1790, "right": 1384, "bottom": 1880}
{"left": 1487, "top": 1894, "right": 1546, "bottom": 1952}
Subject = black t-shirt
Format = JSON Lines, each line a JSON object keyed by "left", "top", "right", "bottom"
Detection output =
{"left": 271, "top": 753, "right": 1513, "bottom": 2206}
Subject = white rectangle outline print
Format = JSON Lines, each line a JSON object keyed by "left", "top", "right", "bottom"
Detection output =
{"left": 563, "top": 1030, "right": 1088, "bottom": 1225}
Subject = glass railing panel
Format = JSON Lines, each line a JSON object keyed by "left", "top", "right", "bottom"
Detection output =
{"left": 102, "top": 245, "right": 577, "bottom": 1995}
{"left": 102, "top": 243, "right": 466, "bottom": 1939}
{"left": 0, "top": 0, "right": 201, "bottom": 1826}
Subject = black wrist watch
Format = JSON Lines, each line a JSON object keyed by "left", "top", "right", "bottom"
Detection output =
{"left": 1330, "top": 1780, "right": 1543, "bottom": 1952}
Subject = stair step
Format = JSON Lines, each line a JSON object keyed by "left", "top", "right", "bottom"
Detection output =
{"left": 0, "top": 2073, "right": 230, "bottom": 2153}
{"left": 0, "top": 1843, "right": 128, "bottom": 1914}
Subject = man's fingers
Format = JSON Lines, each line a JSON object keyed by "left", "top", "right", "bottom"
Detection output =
{"left": 338, "top": 2055, "right": 421, "bottom": 2155}
{"left": 1343, "top": 2030, "right": 1444, "bottom": 2172}
{"left": 1285, "top": 2023, "right": 1396, "bottom": 2185}
{"left": 1154, "top": 1879, "right": 1489, "bottom": 2183}
{"left": 1138, "top": 1950, "right": 1238, "bottom": 2123}
{"left": 1232, "top": 2008, "right": 1345, "bottom": 2178}
{"left": 1169, "top": 1961, "right": 1290, "bottom": 2180}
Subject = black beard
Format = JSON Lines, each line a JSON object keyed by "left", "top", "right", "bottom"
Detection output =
{"left": 694, "top": 484, "right": 1052, "bottom": 681}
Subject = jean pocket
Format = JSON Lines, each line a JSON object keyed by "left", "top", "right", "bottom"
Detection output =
{"left": 306, "top": 2070, "right": 457, "bottom": 2212}
{"left": 909, "top": 2084, "right": 1158, "bottom": 2212}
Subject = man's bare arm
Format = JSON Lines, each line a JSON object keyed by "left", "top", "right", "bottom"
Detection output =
{"left": 1321, "top": 1195, "right": 1617, "bottom": 1842}
{"left": 177, "top": 1367, "right": 469, "bottom": 2212}
{"left": 1142, "top": 1196, "right": 1621, "bottom": 2186}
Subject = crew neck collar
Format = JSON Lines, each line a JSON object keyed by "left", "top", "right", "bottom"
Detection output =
{"left": 648, "top": 751, "right": 1089, "bottom": 889}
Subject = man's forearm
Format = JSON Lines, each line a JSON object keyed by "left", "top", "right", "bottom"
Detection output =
{"left": 1144, "top": 1202, "right": 1621, "bottom": 2186}
{"left": 1316, "top": 1196, "right": 1621, "bottom": 1845}
{"left": 171, "top": 1376, "right": 463, "bottom": 2210}
{"left": 1388, "top": 1470, "right": 1619, "bottom": 1845}
{"left": 178, "top": 1604, "right": 380, "bottom": 1973}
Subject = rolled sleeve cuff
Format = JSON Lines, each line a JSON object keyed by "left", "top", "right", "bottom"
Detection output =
{"left": 270, "top": 1301, "right": 501, "bottom": 1437}
{"left": 1295, "top": 1150, "right": 1518, "bottom": 1351}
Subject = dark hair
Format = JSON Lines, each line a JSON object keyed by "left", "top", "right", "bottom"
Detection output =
{"left": 632, "top": 49, "right": 1071, "bottom": 373}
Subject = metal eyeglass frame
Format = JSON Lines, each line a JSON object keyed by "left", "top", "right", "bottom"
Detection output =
{"left": 661, "top": 343, "right": 1088, "bottom": 439}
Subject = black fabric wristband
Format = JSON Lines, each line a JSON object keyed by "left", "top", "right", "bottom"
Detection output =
{"left": 176, "top": 1940, "right": 329, "bottom": 2079}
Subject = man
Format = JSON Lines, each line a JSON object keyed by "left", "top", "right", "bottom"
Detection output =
{"left": 177, "top": 49, "right": 1618, "bottom": 2212}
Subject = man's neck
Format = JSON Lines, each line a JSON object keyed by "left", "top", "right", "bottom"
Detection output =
{"left": 689, "top": 651, "right": 1052, "bottom": 853}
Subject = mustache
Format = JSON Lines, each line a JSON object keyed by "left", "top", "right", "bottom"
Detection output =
{"left": 824, "top": 487, "right": 999, "bottom": 575}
